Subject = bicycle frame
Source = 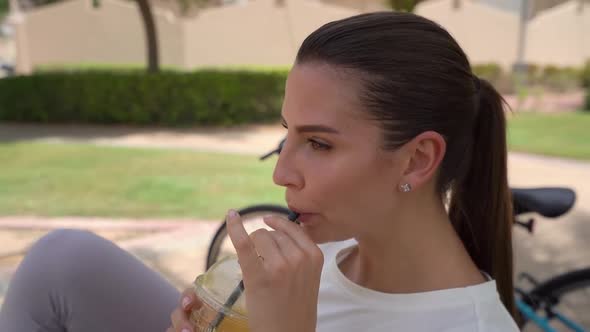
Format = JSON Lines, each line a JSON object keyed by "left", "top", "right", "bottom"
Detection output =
{"left": 517, "top": 299, "right": 586, "bottom": 332}
{"left": 514, "top": 214, "right": 587, "bottom": 332}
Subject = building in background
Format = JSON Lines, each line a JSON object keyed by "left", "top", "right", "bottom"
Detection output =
{"left": 5, "top": 0, "right": 590, "bottom": 73}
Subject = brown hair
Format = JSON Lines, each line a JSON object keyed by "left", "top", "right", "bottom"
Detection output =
{"left": 296, "top": 12, "right": 515, "bottom": 317}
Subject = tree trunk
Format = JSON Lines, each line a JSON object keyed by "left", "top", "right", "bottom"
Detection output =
{"left": 136, "top": 0, "right": 159, "bottom": 73}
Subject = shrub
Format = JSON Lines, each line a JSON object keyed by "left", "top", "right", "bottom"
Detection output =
{"left": 585, "top": 86, "right": 590, "bottom": 111}
{"left": 540, "top": 65, "right": 581, "bottom": 92}
{"left": 581, "top": 59, "right": 590, "bottom": 88}
{"left": 0, "top": 69, "right": 289, "bottom": 126}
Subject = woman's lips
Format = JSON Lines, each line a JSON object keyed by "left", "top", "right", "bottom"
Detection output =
{"left": 296, "top": 213, "right": 316, "bottom": 224}
{"left": 287, "top": 205, "right": 317, "bottom": 224}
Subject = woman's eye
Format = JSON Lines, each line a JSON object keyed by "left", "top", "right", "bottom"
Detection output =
{"left": 308, "top": 139, "right": 331, "bottom": 151}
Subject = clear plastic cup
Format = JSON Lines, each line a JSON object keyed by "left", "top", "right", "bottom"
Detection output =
{"left": 190, "top": 255, "right": 250, "bottom": 332}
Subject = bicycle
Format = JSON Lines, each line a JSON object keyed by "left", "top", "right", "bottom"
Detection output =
{"left": 513, "top": 188, "right": 589, "bottom": 331}
{"left": 205, "top": 138, "right": 590, "bottom": 331}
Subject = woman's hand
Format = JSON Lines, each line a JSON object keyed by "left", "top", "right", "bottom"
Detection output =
{"left": 167, "top": 288, "right": 203, "bottom": 332}
{"left": 226, "top": 209, "right": 324, "bottom": 332}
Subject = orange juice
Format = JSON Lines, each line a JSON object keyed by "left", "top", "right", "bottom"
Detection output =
{"left": 190, "top": 296, "right": 249, "bottom": 332}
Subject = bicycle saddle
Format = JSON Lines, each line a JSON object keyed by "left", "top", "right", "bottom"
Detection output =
{"left": 511, "top": 187, "right": 576, "bottom": 218}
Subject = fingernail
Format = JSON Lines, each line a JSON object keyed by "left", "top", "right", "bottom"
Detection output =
{"left": 228, "top": 210, "right": 238, "bottom": 218}
{"left": 182, "top": 296, "right": 191, "bottom": 309}
{"left": 182, "top": 328, "right": 191, "bottom": 332}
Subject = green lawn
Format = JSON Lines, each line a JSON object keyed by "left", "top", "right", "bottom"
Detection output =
{"left": 0, "top": 143, "right": 284, "bottom": 219}
{"left": 507, "top": 111, "right": 590, "bottom": 160}
{"left": 0, "top": 111, "right": 588, "bottom": 219}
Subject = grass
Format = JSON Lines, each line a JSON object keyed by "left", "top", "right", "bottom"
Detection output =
{"left": 507, "top": 111, "right": 590, "bottom": 160}
{"left": 0, "top": 142, "right": 284, "bottom": 219}
{"left": 0, "top": 110, "right": 588, "bottom": 219}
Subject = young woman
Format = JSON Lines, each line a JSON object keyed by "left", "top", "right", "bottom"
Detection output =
{"left": 0, "top": 12, "right": 519, "bottom": 332}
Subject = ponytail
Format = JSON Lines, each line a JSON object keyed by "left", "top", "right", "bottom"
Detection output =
{"left": 448, "top": 77, "right": 516, "bottom": 318}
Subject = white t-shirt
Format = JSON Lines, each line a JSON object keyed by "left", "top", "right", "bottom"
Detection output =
{"left": 316, "top": 239, "right": 519, "bottom": 332}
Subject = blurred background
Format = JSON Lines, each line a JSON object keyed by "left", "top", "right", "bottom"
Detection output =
{"left": 0, "top": 0, "right": 589, "bottom": 330}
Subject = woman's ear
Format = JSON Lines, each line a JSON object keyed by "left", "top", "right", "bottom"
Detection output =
{"left": 398, "top": 131, "right": 446, "bottom": 192}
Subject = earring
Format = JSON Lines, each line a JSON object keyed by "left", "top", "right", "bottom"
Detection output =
{"left": 400, "top": 183, "right": 412, "bottom": 193}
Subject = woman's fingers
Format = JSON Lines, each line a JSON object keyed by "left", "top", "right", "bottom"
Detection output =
{"left": 168, "top": 288, "right": 203, "bottom": 332}
{"left": 264, "top": 229, "right": 306, "bottom": 268}
{"left": 263, "top": 215, "right": 323, "bottom": 263}
{"left": 170, "top": 306, "right": 193, "bottom": 332}
{"left": 249, "top": 228, "right": 287, "bottom": 269}
{"left": 226, "top": 210, "right": 259, "bottom": 274}
{"left": 225, "top": 213, "right": 323, "bottom": 332}
{"left": 180, "top": 288, "right": 200, "bottom": 312}
{"left": 227, "top": 209, "right": 323, "bottom": 290}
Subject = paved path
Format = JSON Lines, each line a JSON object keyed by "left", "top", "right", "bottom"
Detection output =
{"left": 0, "top": 123, "right": 286, "bottom": 155}
{"left": 0, "top": 123, "right": 588, "bottom": 329}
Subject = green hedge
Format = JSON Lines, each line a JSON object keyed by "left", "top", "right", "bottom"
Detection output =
{"left": 0, "top": 0, "right": 7, "bottom": 19}
{"left": 0, "top": 69, "right": 288, "bottom": 126}
{"left": 581, "top": 60, "right": 590, "bottom": 111}
{"left": 538, "top": 65, "right": 581, "bottom": 91}
{"left": 2, "top": 64, "right": 589, "bottom": 124}
{"left": 472, "top": 63, "right": 516, "bottom": 94}
{"left": 585, "top": 87, "right": 590, "bottom": 111}
{"left": 582, "top": 60, "right": 590, "bottom": 88}
{"left": 472, "top": 63, "right": 503, "bottom": 83}
{"left": 472, "top": 61, "right": 590, "bottom": 94}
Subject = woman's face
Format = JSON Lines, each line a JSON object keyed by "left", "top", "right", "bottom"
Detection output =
{"left": 273, "top": 63, "right": 407, "bottom": 244}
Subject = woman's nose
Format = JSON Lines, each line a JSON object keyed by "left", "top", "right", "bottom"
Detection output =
{"left": 272, "top": 141, "right": 303, "bottom": 189}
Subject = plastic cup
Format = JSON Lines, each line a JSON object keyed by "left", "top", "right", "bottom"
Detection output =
{"left": 190, "top": 255, "right": 250, "bottom": 332}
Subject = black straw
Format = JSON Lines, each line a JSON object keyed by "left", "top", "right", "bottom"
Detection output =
{"left": 207, "top": 211, "right": 300, "bottom": 330}
{"left": 206, "top": 280, "right": 244, "bottom": 330}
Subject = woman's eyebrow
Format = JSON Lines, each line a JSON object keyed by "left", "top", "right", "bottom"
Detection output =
{"left": 281, "top": 116, "right": 340, "bottom": 134}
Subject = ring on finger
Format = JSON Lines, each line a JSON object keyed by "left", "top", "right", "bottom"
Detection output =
{"left": 256, "top": 252, "right": 265, "bottom": 262}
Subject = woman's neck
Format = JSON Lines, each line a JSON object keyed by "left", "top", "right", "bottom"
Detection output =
{"left": 338, "top": 197, "right": 486, "bottom": 294}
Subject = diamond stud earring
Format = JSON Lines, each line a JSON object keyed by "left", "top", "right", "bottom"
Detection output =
{"left": 400, "top": 183, "right": 412, "bottom": 193}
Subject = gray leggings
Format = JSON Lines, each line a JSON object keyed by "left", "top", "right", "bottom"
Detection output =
{"left": 0, "top": 229, "right": 180, "bottom": 332}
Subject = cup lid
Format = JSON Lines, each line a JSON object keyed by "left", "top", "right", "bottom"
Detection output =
{"left": 193, "top": 255, "right": 247, "bottom": 319}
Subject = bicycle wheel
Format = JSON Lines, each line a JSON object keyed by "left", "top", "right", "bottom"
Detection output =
{"left": 205, "top": 205, "right": 291, "bottom": 270}
{"left": 520, "top": 267, "right": 590, "bottom": 331}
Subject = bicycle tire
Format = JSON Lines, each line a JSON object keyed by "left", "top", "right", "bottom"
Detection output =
{"left": 205, "top": 204, "right": 291, "bottom": 270}
{"left": 520, "top": 267, "right": 590, "bottom": 329}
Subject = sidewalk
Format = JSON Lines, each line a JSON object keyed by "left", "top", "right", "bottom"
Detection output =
{"left": 0, "top": 123, "right": 589, "bottom": 329}
{"left": 0, "top": 123, "right": 286, "bottom": 155}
